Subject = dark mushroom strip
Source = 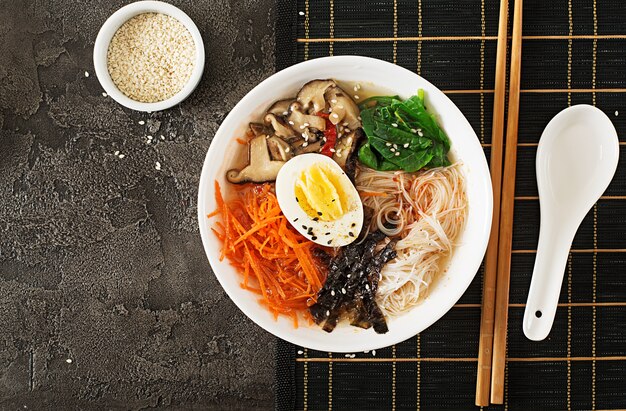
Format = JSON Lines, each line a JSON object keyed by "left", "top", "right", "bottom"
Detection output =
{"left": 293, "top": 139, "right": 323, "bottom": 155}
{"left": 249, "top": 122, "right": 271, "bottom": 137}
{"left": 226, "top": 135, "right": 285, "bottom": 183}
{"left": 333, "top": 128, "right": 363, "bottom": 168}
{"left": 288, "top": 102, "right": 326, "bottom": 132}
{"left": 266, "top": 98, "right": 294, "bottom": 116}
{"left": 325, "top": 87, "right": 362, "bottom": 130}
{"left": 296, "top": 79, "right": 336, "bottom": 114}
{"left": 267, "top": 136, "right": 294, "bottom": 162}
{"left": 264, "top": 113, "right": 294, "bottom": 138}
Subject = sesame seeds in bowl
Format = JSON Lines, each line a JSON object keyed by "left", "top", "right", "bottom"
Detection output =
{"left": 93, "top": 1, "right": 205, "bottom": 112}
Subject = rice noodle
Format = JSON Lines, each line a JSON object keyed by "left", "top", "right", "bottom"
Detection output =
{"left": 355, "top": 163, "right": 467, "bottom": 315}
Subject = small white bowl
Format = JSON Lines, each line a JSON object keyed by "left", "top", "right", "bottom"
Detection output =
{"left": 93, "top": 1, "right": 205, "bottom": 112}
{"left": 197, "top": 56, "right": 493, "bottom": 352}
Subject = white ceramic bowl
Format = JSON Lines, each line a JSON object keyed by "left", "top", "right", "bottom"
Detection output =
{"left": 93, "top": 1, "right": 205, "bottom": 112}
{"left": 197, "top": 56, "right": 492, "bottom": 352}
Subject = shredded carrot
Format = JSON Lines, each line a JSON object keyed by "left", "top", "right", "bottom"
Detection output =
{"left": 236, "top": 138, "right": 247, "bottom": 145}
{"left": 210, "top": 181, "right": 327, "bottom": 326}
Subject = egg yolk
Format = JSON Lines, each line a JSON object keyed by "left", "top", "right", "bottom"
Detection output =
{"left": 294, "top": 163, "right": 349, "bottom": 221}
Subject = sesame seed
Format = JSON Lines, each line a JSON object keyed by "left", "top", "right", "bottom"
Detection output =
{"left": 395, "top": 152, "right": 400, "bottom": 156}
{"left": 302, "top": 225, "right": 307, "bottom": 229}
{"left": 351, "top": 223, "right": 356, "bottom": 227}
{"left": 114, "top": 150, "right": 120, "bottom": 156}
{"left": 331, "top": 99, "right": 338, "bottom": 103}
{"left": 312, "top": 217, "right": 319, "bottom": 221}
{"left": 329, "top": 148, "right": 336, "bottom": 153}
{"left": 118, "top": 154, "right": 126, "bottom": 159}
{"left": 301, "top": 133, "right": 307, "bottom": 138}
{"left": 289, "top": 120, "right": 295, "bottom": 125}
{"left": 328, "top": 107, "right": 333, "bottom": 112}
{"left": 342, "top": 122, "right": 349, "bottom": 126}
{"left": 66, "top": 358, "right": 73, "bottom": 364}
{"left": 331, "top": 290, "right": 335, "bottom": 296}
{"left": 303, "top": 122, "right": 309, "bottom": 127}
{"left": 298, "top": 350, "right": 304, "bottom": 354}
{"left": 336, "top": 153, "right": 342, "bottom": 157}
{"left": 616, "top": 110, "right": 619, "bottom": 116}
{"left": 299, "top": 11, "right": 305, "bottom": 15}
{"left": 365, "top": 284, "right": 370, "bottom": 290}
{"left": 160, "top": 135, "right": 165, "bottom": 140}
{"left": 299, "top": 125, "right": 305, "bottom": 129}
{"left": 332, "top": 113, "right": 339, "bottom": 119}
{"left": 283, "top": 111, "right": 289, "bottom": 116}
{"left": 341, "top": 288, "right": 347, "bottom": 294}
{"left": 285, "top": 147, "right": 290, "bottom": 153}
{"left": 147, "top": 135, "right": 153, "bottom": 139}
{"left": 354, "top": 95, "right": 360, "bottom": 100}
{"left": 348, "top": 232, "right": 354, "bottom": 237}
{"left": 317, "top": 211, "right": 323, "bottom": 216}
{"left": 393, "top": 144, "right": 398, "bottom": 149}
{"left": 357, "top": 116, "right": 362, "bottom": 121}
{"left": 138, "top": 120, "right": 145, "bottom": 125}
{"left": 391, "top": 123, "right": 398, "bottom": 127}
{"left": 102, "top": 92, "right": 108, "bottom": 97}
{"left": 353, "top": 85, "right": 358, "bottom": 91}
{"left": 302, "top": 142, "right": 308, "bottom": 147}
{"left": 386, "top": 142, "right": 392, "bottom": 147}
{"left": 347, "top": 137, "right": 353, "bottom": 144}
{"left": 404, "top": 143, "right": 409, "bottom": 148}
{"left": 337, "top": 105, "right": 344, "bottom": 109}
{"left": 155, "top": 161, "right": 161, "bottom": 170}
{"left": 344, "top": 128, "right": 351, "bottom": 133}
{"left": 293, "top": 218, "right": 298, "bottom": 222}
{"left": 326, "top": 310, "right": 330, "bottom": 316}
{"left": 327, "top": 240, "right": 332, "bottom": 245}
{"left": 347, "top": 274, "right": 351, "bottom": 278}
{"left": 84, "top": 71, "right": 89, "bottom": 77}
{"left": 312, "top": 236, "right": 317, "bottom": 240}
{"left": 372, "top": 350, "right": 377, "bottom": 356}
{"left": 390, "top": 148, "right": 396, "bottom": 152}
{"left": 411, "top": 128, "right": 417, "bottom": 133}
{"left": 418, "top": 131, "right": 424, "bottom": 137}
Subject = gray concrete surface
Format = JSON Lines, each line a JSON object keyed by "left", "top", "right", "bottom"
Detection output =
{"left": 0, "top": 1, "right": 277, "bottom": 409}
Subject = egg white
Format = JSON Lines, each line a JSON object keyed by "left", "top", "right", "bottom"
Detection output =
{"left": 275, "top": 153, "right": 364, "bottom": 247}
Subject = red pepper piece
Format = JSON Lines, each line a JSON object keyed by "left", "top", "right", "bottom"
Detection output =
{"left": 317, "top": 112, "right": 337, "bottom": 157}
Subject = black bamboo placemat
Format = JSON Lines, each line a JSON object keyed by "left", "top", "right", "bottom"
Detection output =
{"left": 274, "top": 0, "right": 626, "bottom": 410}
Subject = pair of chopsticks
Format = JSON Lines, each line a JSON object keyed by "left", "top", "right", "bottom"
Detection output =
{"left": 475, "top": 0, "right": 524, "bottom": 406}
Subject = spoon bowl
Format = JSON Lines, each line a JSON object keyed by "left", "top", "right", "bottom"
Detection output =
{"left": 523, "top": 105, "right": 619, "bottom": 341}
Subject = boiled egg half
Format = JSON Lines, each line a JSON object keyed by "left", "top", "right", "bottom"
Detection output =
{"left": 275, "top": 153, "right": 363, "bottom": 247}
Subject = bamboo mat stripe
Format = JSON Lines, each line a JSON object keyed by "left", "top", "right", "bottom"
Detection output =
{"left": 275, "top": 0, "right": 626, "bottom": 410}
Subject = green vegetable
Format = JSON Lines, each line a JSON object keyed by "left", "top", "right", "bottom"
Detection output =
{"left": 357, "top": 89, "right": 451, "bottom": 172}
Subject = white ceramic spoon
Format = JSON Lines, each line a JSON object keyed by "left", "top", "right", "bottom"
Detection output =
{"left": 523, "top": 105, "right": 619, "bottom": 341}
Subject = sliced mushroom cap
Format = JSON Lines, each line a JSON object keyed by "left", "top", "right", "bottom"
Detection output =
{"left": 264, "top": 113, "right": 295, "bottom": 138}
{"left": 288, "top": 102, "right": 326, "bottom": 132}
{"left": 267, "top": 136, "right": 294, "bottom": 162}
{"left": 293, "top": 139, "right": 324, "bottom": 155}
{"left": 297, "top": 79, "right": 336, "bottom": 114}
{"left": 249, "top": 122, "right": 271, "bottom": 137}
{"left": 332, "top": 128, "right": 363, "bottom": 168}
{"left": 325, "top": 87, "right": 362, "bottom": 130}
{"left": 266, "top": 99, "right": 294, "bottom": 116}
{"left": 226, "top": 135, "right": 285, "bottom": 183}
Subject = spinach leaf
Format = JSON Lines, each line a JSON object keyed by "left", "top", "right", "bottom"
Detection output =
{"left": 357, "top": 89, "right": 452, "bottom": 172}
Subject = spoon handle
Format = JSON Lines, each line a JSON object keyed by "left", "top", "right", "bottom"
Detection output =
{"left": 523, "top": 221, "right": 577, "bottom": 341}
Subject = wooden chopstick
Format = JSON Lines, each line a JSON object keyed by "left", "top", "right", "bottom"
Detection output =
{"left": 474, "top": 0, "right": 509, "bottom": 406}
{"left": 490, "top": 0, "right": 524, "bottom": 404}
